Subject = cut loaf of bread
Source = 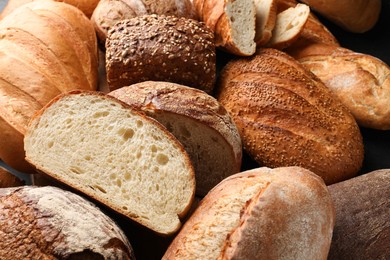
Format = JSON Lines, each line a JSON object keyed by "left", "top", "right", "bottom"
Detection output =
{"left": 163, "top": 166, "right": 335, "bottom": 259}
{"left": 109, "top": 81, "right": 242, "bottom": 196}
{"left": 0, "top": 186, "right": 135, "bottom": 259}
{"left": 254, "top": 0, "right": 277, "bottom": 46}
{"left": 24, "top": 91, "right": 195, "bottom": 235}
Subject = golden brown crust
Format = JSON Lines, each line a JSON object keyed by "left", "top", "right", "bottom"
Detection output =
{"left": 216, "top": 48, "right": 364, "bottom": 185}
{"left": 0, "top": 166, "right": 25, "bottom": 188}
{"left": 328, "top": 169, "right": 390, "bottom": 259}
{"left": 106, "top": 15, "right": 216, "bottom": 93}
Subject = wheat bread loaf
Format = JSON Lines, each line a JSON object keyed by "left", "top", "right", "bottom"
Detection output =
{"left": 163, "top": 166, "right": 335, "bottom": 260}
{"left": 328, "top": 169, "right": 390, "bottom": 259}
{"left": 109, "top": 81, "right": 242, "bottom": 196}
{"left": 0, "top": 166, "right": 25, "bottom": 188}
{"left": 24, "top": 90, "right": 195, "bottom": 235}
{"left": 105, "top": 15, "right": 216, "bottom": 93}
{"left": 91, "top": 0, "right": 196, "bottom": 47}
{"left": 193, "top": 0, "right": 257, "bottom": 56}
{"left": 300, "top": 0, "right": 382, "bottom": 33}
{"left": 216, "top": 48, "right": 364, "bottom": 185}
{"left": 0, "top": 186, "right": 135, "bottom": 259}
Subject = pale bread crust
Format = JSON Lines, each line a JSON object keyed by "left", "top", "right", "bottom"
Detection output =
{"left": 0, "top": 186, "right": 135, "bottom": 259}
{"left": 216, "top": 48, "right": 364, "bottom": 185}
{"left": 109, "top": 81, "right": 242, "bottom": 196}
{"left": 163, "top": 166, "right": 335, "bottom": 260}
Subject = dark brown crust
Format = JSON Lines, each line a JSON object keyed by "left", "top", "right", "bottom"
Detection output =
{"left": 105, "top": 14, "right": 216, "bottom": 93}
{"left": 216, "top": 48, "right": 364, "bottom": 185}
{"left": 0, "top": 186, "right": 135, "bottom": 259}
{"left": 328, "top": 170, "right": 390, "bottom": 259}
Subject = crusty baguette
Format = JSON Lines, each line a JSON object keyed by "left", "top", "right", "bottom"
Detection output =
{"left": 328, "top": 169, "right": 390, "bottom": 259}
{"left": 298, "top": 46, "right": 390, "bottom": 130}
{"left": 0, "top": 186, "right": 135, "bottom": 259}
{"left": 109, "top": 81, "right": 242, "bottom": 196}
{"left": 24, "top": 91, "right": 195, "bottom": 235}
{"left": 216, "top": 48, "right": 364, "bottom": 185}
{"left": 193, "top": 0, "right": 257, "bottom": 56}
{"left": 163, "top": 166, "right": 335, "bottom": 260}
{"left": 105, "top": 15, "right": 216, "bottom": 93}
{"left": 0, "top": 165, "right": 25, "bottom": 188}
{"left": 253, "top": 0, "right": 277, "bottom": 46}
{"left": 300, "top": 0, "right": 382, "bottom": 33}
{"left": 91, "top": 0, "right": 196, "bottom": 47}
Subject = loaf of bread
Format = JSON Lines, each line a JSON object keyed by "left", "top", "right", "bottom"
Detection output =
{"left": 328, "top": 169, "right": 390, "bottom": 259}
{"left": 300, "top": 0, "right": 382, "bottom": 33}
{"left": 163, "top": 166, "right": 335, "bottom": 259}
{"left": 216, "top": 48, "right": 364, "bottom": 185}
{"left": 0, "top": 0, "right": 100, "bottom": 18}
{"left": 253, "top": 0, "right": 277, "bottom": 46}
{"left": 92, "top": 0, "right": 196, "bottom": 47}
{"left": 0, "top": 186, "right": 135, "bottom": 259}
{"left": 0, "top": 1, "right": 98, "bottom": 173}
{"left": 297, "top": 46, "right": 390, "bottom": 130}
{"left": 109, "top": 81, "right": 242, "bottom": 197}
{"left": 24, "top": 90, "right": 195, "bottom": 235}
{"left": 193, "top": 0, "right": 257, "bottom": 56}
{"left": 0, "top": 165, "right": 25, "bottom": 188}
{"left": 105, "top": 15, "right": 216, "bottom": 93}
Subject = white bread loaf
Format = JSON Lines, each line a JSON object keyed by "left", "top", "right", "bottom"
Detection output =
{"left": 216, "top": 48, "right": 364, "bottom": 185}
{"left": 109, "top": 81, "right": 242, "bottom": 196}
{"left": 254, "top": 0, "right": 277, "bottom": 45}
{"left": 163, "top": 166, "right": 335, "bottom": 259}
{"left": 0, "top": 1, "right": 98, "bottom": 173}
{"left": 0, "top": 186, "right": 135, "bottom": 259}
{"left": 24, "top": 91, "right": 195, "bottom": 235}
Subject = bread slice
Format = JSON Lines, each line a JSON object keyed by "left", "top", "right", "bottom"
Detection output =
{"left": 163, "top": 166, "right": 335, "bottom": 259}
{"left": 254, "top": 0, "right": 277, "bottom": 46}
{"left": 109, "top": 81, "right": 242, "bottom": 197}
{"left": 267, "top": 3, "right": 310, "bottom": 49}
{"left": 24, "top": 91, "right": 196, "bottom": 235}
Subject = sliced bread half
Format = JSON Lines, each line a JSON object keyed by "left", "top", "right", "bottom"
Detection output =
{"left": 109, "top": 81, "right": 242, "bottom": 197}
{"left": 254, "top": 0, "right": 277, "bottom": 46}
{"left": 24, "top": 90, "right": 195, "bottom": 235}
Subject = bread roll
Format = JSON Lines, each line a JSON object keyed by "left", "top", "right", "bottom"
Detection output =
{"left": 109, "top": 81, "right": 242, "bottom": 196}
{"left": 300, "top": 0, "right": 382, "bottom": 33}
{"left": 328, "top": 169, "right": 390, "bottom": 259}
{"left": 216, "top": 48, "right": 364, "bottom": 185}
{"left": 163, "top": 166, "right": 335, "bottom": 260}
{"left": 105, "top": 15, "right": 216, "bottom": 93}
{"left": 0, "top": 186, "right": 135, "bottom": 259}
{"left": 0, "top": 165, "right": 25, "bottom": 188}
{"left": 24, "top": 91, "right": 195, "bottom": 235}
{"left": 0, "top": 1, "right": 98, "bottom": 173}
{"left": 91, "top": 0, "right": 196, "bottom": 47}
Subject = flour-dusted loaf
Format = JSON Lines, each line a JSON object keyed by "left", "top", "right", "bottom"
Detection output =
{"left": 216, "top": 48, "right": 364, "bottom": 185}
{"left": 0, "top": 186, "right": 135, "bottom": 259}
{"left": 24, "top": 91, "right": 195, "bottom": 235}
{"left": 328, "top": 169, "right": 390, "bottom": 259}
{"left": 0, "top": 1, "right": 98, "bottom": 173}
{"left": 92, "top": 0, "right": 196, "bottom": 47}
{"left": 106, "top": 15, "right": 216, "bottom": 93}
{"left": 109, "top": 81, "right": 242, "bottom": 196}
{"left": 298, "top": 46, "right": 390, "bottom": 130}
{"left": 163, "top": 166, "right": 335, "bottom": 260}
{"left": 0, "top": 166, "right": 25, "bottom": 188}
{"left": 193, "top": 0, "right": 257, "bottom": 56}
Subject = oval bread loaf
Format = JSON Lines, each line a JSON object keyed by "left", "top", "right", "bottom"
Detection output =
{"left": 163, "top": 166, "right": 335, "bottom": 260}
{"left": 0, "top": 186, "right": 135, "bottom": 259}
{"left": 216, "top": 48, "right": 364, "bottom": 185}
{"left": 109, "top": 81, "right": 242, "bottom": 197}
{"left": 105, "top": 14, "right": 216, "bottom": 93}
{"left": 24, "top": 90, "right": 195, "bottom": 235}
{"left": 328, "top": 169, "right": 390, "bottom": 259}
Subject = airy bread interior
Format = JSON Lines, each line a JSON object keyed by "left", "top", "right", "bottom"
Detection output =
{"left": 24, "top": 92, "right": 195, "bottom": 235}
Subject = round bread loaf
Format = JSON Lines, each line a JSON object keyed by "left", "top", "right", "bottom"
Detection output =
{"left": 105, "top": 14, "right": 216, "bottom": 93}
{"left": 109, "top": 81, "right": 242, "bottom": 196}
{"left": 91, "top": 0, "right": 196, "bottom": 47}
{"left": 163, "top": 166, "right": 335, "bottom": 260}
{"left": 0, "top": 186, "right": 135, "bottom": 259}
{"left": 328, "top": 169, "right": 390, "bottom": 259}
{"left": 216, "top": 48, "right": 364, "bottom": 185}
{"left": 0, "top": 165, "right": 25, "bottom": 188}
